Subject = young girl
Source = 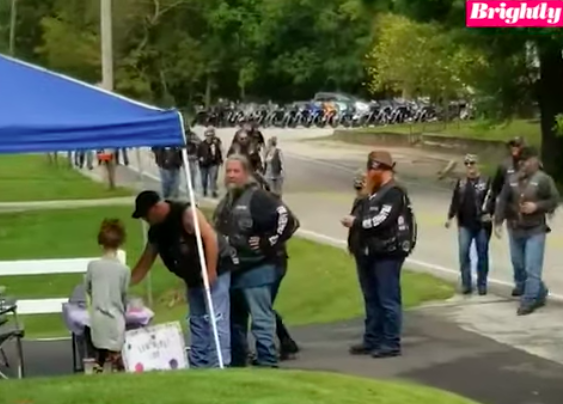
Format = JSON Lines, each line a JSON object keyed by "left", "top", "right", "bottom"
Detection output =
{"left": 85, "top": 219, "right": 130, "bottom": 372}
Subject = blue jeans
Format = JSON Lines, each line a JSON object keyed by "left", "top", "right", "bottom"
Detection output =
{"left": 508, "top": 231, "right": 548, "bottom": 306}
{"left": 75, "top": 150, "right": 94, "bottom": 169}
{"left": 230, "top": 284, "right": 277, "bottom": 367}
{"left": 186, "top": 272, "right": 231, "bottom": 368}
{"left": 458, "top": 226, "right": 490, "bottom": 290}
{"left": 271, "top": 262, "right": 292, "bottom": 343}
{"left": 200, "top": 165, "right": 219, "bottom": 195}
{"left": 159, "top": 168, "right": 180, "bottom": 199}
{"left": 115, "top": 148, "right": 129, "bottom": 165}
{"left": 355, "top": 255, "right": 404, "bottom": 352}
{"left": 189, "top": 159, "right": 199, "bottom": 194}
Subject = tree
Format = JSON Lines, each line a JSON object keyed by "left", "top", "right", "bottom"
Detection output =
{"left": 366, "top": 14, "right": 486, "bottom": 103}
{"left": 376, "top": 0, "right": 563, "bottom": 180}
{"left": 36, "top": 3, "right": 100, "bottom": 83}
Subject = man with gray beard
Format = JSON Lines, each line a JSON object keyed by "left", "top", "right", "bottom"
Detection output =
{"left": 213, "top": 154, "right": 298, "bottom": 368}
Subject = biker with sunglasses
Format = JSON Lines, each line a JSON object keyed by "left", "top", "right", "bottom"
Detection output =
{"left": 445, "top": 154, "right": 494, "bottom": 295}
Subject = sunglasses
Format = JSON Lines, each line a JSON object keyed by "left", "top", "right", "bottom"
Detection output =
{"left": 464, "top": 161, "right": 476, "bottom": 166}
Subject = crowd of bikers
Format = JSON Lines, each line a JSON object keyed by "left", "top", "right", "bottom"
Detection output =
{"left": 445, "top": 137, "right": 558, "bottom": 316}
{"left": 79, "top": 121, "right": 559, "bottom": 369}
{"left": 152, "top": 120, "right": 284, "bottom": 200}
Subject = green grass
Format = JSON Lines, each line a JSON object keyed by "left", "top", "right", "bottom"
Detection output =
{"left": 0, "top": 154, "right": 131, "bottom": 202}
{"left": 0, "top": 206, "right": 454, "bottom": 338}
{"left": 0, "top": 369, "right": 480, "bottom": 404}
{"left": 336, "top": 119, "right": 540, "bottom": 145}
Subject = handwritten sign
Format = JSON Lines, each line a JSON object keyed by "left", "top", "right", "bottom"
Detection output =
{"left": 122, "top": 322, "right": 188, "bottom": 373}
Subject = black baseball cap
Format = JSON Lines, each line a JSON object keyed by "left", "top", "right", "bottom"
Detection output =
{"left": 132, "top": 190, "right": 161, "bottom": 219}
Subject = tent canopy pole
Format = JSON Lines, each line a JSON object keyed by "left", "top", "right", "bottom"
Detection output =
{"left": 135, "top": 147, "right": 153, "bottom": 308}
{"left": 180, "top": 120, "right": 224, "bottom": 369}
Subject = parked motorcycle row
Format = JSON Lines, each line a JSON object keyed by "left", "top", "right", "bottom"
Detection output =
{"left": 191, "top": 98, "right": 473, "bottom": 129}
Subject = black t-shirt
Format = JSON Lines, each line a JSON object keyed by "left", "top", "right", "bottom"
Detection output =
{"left": 148, "top": 202, "right": 230, "bottom": 287}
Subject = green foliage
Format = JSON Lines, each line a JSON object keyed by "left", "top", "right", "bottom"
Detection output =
{"left": 554, "top": 114, "right": 563, "bottom": 137}
{"left": 366, "top": 14, "right": 486, "bottom": 101}
{"left": 3, "top": 0, "right": 376, "bottom": 105}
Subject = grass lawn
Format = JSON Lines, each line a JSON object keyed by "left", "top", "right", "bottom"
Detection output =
{"left": 0, "top": 154, "right": 131, "bottom": 202}
{"left": 0, "top": 369, "right": 480, "bottom": 404}
{"left": 0, "top": 206, "right": 454, "bottom": 338}
{"left": 340, "top": 119, "right": 540, "bottom": 145}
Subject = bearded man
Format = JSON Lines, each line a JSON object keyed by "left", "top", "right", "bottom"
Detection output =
{"left": 213, "top": 154, "right": 298, "bottom": 368}
{"left": 340, "top": 151, "right": 417, "bottom": 359}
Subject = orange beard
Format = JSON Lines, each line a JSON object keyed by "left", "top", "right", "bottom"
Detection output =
{"left": 365, "top": 173, "right": 383, "bottom": 194}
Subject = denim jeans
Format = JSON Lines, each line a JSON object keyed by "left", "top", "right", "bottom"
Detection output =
{"left": 186, "top": 272, "right": 231, "bottom": 368}
{"left": 458, "top": 226, "right": 490, "bottom": 291}
{"left": 115, "top": 148, "right": 129, "bottom": 165}
{"left": 200, "top": 165, "right": 219, "bottom": 195}
{"left": 188, "top": 159, "right": 199, "bottom": 194}
{"left": 75, "top": 150, "right": 94, "bottom": 169}
{"left": 508, "top": 230, "right": 548, "bottom": 306}
{"left": 266, "top": 177, "right": 284, "bottom": 197}
{"left": 159, "top": 168, "right": 180, "bottom": 199}
{"left": 355, "top": 255, "right": 404, "bottom": 352}
{"left": 271, "top": 262, "right": 292, "bottom": 343}
{"left": 230, "top": 284, "right": 277, "bottom": 367}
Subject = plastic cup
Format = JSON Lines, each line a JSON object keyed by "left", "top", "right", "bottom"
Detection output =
{"left": 83, "top": 358, "right": 97, "bottom": 375}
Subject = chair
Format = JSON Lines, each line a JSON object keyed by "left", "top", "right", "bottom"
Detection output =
{"left": 0, "top": 300, "right": 26, "bottom": 379}
{"left": 0, "top": 328, "right": 25, "bottom": 379}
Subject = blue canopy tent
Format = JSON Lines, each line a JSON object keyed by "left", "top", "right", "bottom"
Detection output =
{"left": 0, "top": 54, "right": 184, "bottom": 153}
{"left": 0, "top": 54, "right": 225, "bottom": 368}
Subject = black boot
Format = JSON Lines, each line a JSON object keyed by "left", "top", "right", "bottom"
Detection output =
{"left": 279, "top": 338, "right": 299, "bottom": 361}
{"left": 349, "top": 343, "right": 374, "bottom": 355}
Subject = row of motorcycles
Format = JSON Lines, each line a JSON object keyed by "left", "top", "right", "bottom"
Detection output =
{"left": 191, "top": 99, "right": 473, "bottom": 129}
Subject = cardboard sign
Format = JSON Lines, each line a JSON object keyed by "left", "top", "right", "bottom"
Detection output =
{"left": 122, "top": 322, "right": 188, "bottom": 373}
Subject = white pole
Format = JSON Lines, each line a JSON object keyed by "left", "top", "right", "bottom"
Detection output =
{"left": 135, "top": 148, "right": 153, "bottom": 307}
{"left": 179, "top": 117, "right": 224, "bottom": 369}
{"left": 100, "top": 0, "right": 113, "bottom": 91}
{"left": 9, "top": 0, "right": 17, "bottom": 56}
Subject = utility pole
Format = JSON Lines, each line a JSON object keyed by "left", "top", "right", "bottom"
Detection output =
{"left": 100, "top": 0, "right": 113, "bottom": 91}
{"left": 9, "top": 0, "right": 17, "bottom": 56}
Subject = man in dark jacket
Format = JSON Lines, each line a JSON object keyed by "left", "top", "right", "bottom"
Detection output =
{"left": 492, "top": 136, "right": 525, "bottom": 199}
{"left": 341, "top": 151, "right": 416, "bottom": 359}
{"left": 230, "top": 121, "right": 265, "bottom": 173}
{"left": 214, "top": 154, "right": 298, "bottom": 368}
{"left": 197, "top": 127, "right": 223, "bottom": 198}
{"left": 494, "top": 146, "right": 559, "bottom": 315}
{"left": 185, "top": 128, "right": 201, "bottom": 194}
{"left": 445, "top": 154, "right": 494, "bottom": 295}
{"left": 152, "top": 146, "right": 183, "bottom": 199}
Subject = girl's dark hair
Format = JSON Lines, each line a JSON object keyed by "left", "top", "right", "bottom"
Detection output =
{"left": 97, "top": 219, "right": 126, "bottom": 249}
